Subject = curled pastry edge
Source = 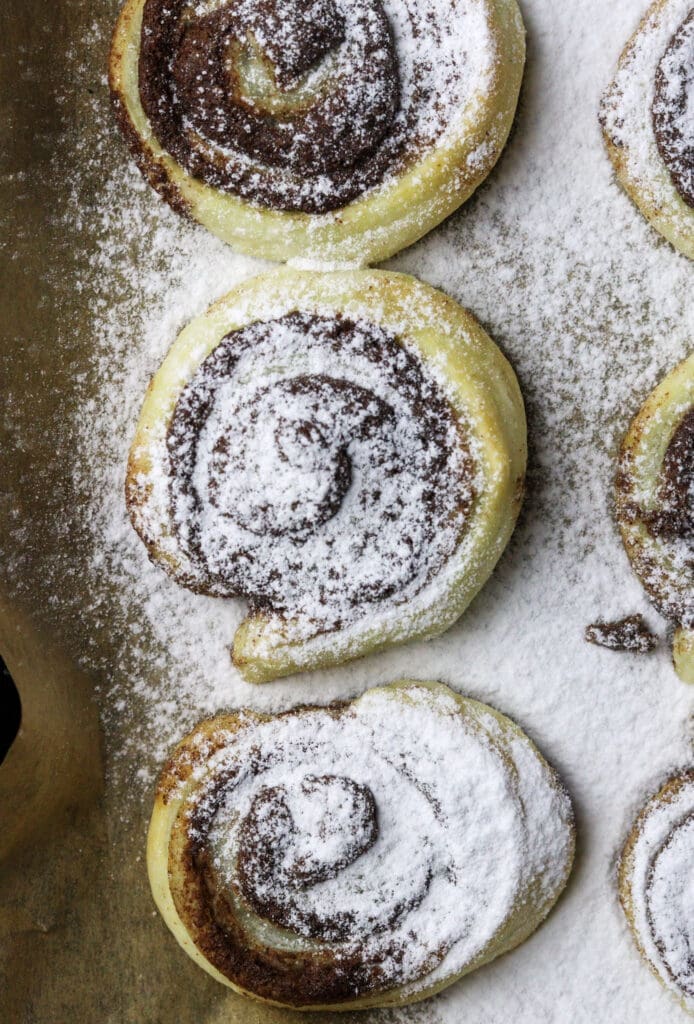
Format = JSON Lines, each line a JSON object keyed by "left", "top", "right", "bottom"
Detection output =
{"left": 108, "top": 0, "right": 526, "bottom": 267}
{"left": 599, "top": 0, "right": 694, "bottom": 260}
{"left": 146, "top": 680, "right": 575, "bottom": 1010}
{"left": 125, "top": 268, "right": 527, "bottom": 683}
{"left": 615, "top": 351, "right": 694, "bottom": 684}
{"left": 618, "top": 770, "right": 694, "bottom": 1013}
{"left": 674, "top": 626, "right": 694, "bottom": 683}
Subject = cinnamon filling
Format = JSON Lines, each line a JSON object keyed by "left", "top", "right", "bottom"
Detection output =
{"left": 138, "top": 0, "right": 402, "bottom": 213}
{"left": 178, "top": 710, "right": 437, "bottom": 1003}
{"left": 617, "top": 404, "right": 694, "bottom": 632}
{"left": 236, "top": 775, "right": 378, "bottom": 938}
{"left": 653, "top": 10, "right": 694, "bottom": 208}
{"left": 162, "top": 689, "right": 572, "bottom": 1007}
{"left": 648, "top": 406, "right": 694, "bottom": 542}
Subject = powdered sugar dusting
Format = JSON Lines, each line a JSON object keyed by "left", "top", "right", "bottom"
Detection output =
{"left": 600, "top": 0, "right": 694, "bottom": 229}
{"left": 182, "top": 684, "right": 573, "bottom": 997}
{"left": 137, "top": 311, "right": 474, "bottom": 639}
{"left": 625, "top": 774, "right": 694, "bottom": 1009}
{"left": 136, "top": 0, "right": 497, "bottom": 213}
{"left": 3, "top": 0, "right": 694, "bottom": 1019}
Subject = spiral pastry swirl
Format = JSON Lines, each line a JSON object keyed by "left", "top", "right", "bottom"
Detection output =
{"left": 619, "top": 770, "right": 694, "bottom": 1012}
{"left": 147, "top": 681, "right": 575, "bottom": 1009}
{"left": 139, "top": 0, "right": 400, "bottom": 214}
{"left": 165, "top": 312, "right": 472, "bottom": 620}
{"left": 600, "top": 0, "right": 694, "bottom": 258}
{"left": 109, "top": 0, "right": 526, "bottom": 264}
{"left": 616, "top": 352, "right": 694, "bottom": 682}
{"left": 126, "top": 269, "right": 526, "bottom": 682}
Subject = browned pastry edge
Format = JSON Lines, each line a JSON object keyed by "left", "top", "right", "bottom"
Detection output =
{"left": 108, "top": 16, "right": 192, "bottom": 221}
{"left": 618, "top": 769, "right": 694, "bottom": 1008}
{"left": 615, "top": 400, "right": 693, "bottom": 630}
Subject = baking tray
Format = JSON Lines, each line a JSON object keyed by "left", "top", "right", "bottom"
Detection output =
{"left": 1, "top": 1, "right": 692, "bottom": 1022}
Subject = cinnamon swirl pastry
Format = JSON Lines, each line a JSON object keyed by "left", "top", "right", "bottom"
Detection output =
{"left": 600, "top": 0, "right": 694, "bottom": 258}
{"left": 147, "top": 680, "right": 575, "bottom": 1009}
{"left": 126, "top": 269, "right": 526, "bottom": 682}
{"left": 619, "top": 770, "right": 694, "bottom": 1012}
{"left": 108, "top": 0, "right": 525, "bottom": 265}
{"left": 616, "top": 353, "right": 694, "bottom": 683}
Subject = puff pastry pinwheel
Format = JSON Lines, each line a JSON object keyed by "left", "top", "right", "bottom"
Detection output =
{"left": 619, "top": 770, "right": 694, "bottom": 1012}
{"left": 147, "top": 680, "right": 575, "bottom": 1009}
{"left": 616, "top": 352, "right": 694, "bottom": 683}
{"left": 126, "top": 269, "right": 526, "bottom": 683}
{"left": 109, "top": 0, "right": 525, "bottom": 266}
{"left": 600, "top": 0, "right": 694, "bottom": 258}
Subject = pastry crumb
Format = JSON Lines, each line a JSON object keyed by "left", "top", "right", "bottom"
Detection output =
{"left": 585, "top": 615, "right": 659, "bottom": 653}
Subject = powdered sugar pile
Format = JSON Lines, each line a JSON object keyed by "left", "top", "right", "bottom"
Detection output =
{"left": 4, "top": 0, "right": 694, "bottom": 1020}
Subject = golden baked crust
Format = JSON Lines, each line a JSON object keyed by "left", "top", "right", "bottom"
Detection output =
{"left": 600, "top": 0, "right": 694, "bottom": 259}
{"left": 108, "top": 0, "right": 525, "bottom": 266}
{"left": 615, "top": 352, "right": 694, "bottom": 683}
{"left": 619, "top": 770, "right": 694, "bottom": 1012}
{"left": 147, "top": 680, "right": 575, "bottom": 1009}
{"left": 125, "top": 268, "right": 527, "bottom": 683}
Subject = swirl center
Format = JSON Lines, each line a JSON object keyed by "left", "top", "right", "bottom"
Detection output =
{"left": 236, "top": 775, "right": 378, "bottom": 932}
{"left": 229, "top": 0, "right": 347, "bottom": 90}
{"left": 205, "top": 377, "right": 364, "bottom": 538}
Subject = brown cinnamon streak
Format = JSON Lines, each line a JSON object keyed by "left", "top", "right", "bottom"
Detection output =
{"left": 653, "top": 10, "right": 694, "bottom": 208}
{"left": 649, "top": 406, "right": 694, "bottom": 541}
{"left": 138, "top": 0, "right": 401, "bottom": 213}
{"left": 177, "top": 715, "right": 399, "bottom": 1004}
